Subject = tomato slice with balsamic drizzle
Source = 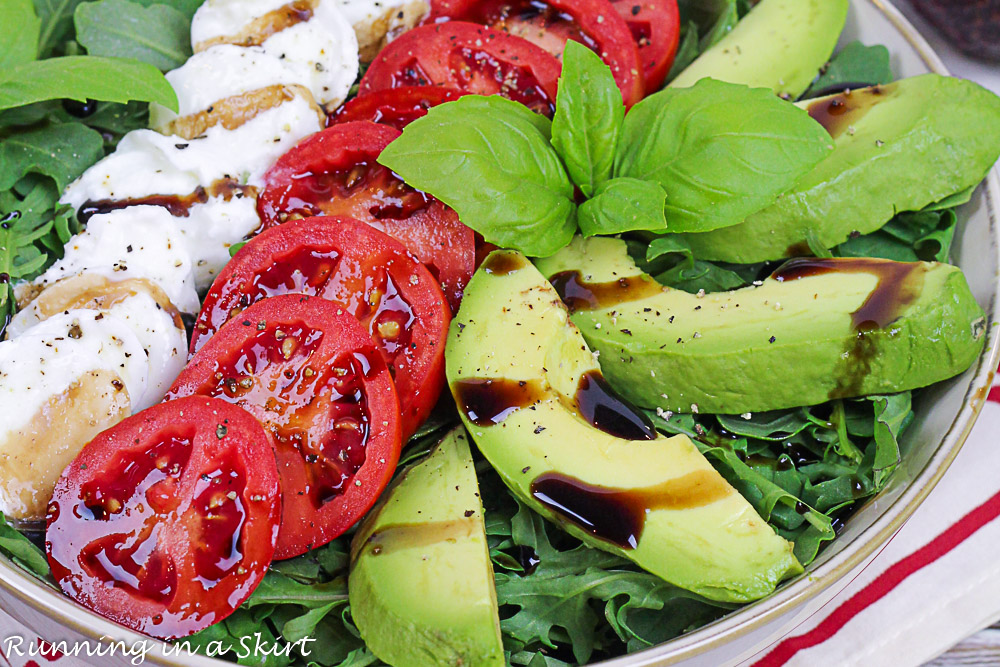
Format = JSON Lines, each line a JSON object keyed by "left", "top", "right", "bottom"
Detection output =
{"left": 192, "top": 217, "right": 450, "bottom": 440}
{"left": 427, "top": 0, "right": 644, "bottom": 105}
{"left": 46, "top": 397, "right": 280, "bottom": 639}
{"left": 257, "top": 121, "right": 474, "bottom": 312}
{"left": 168, "top": 295, "right": 402, "bottom": 559}
{"left": 359, "top": 22, "right": 562, "bottom": 116}
{"left": 608, "top": 0, "right": 680, "bottom": 91}
{"left": 329, "top": 86, "right": 464, "bottom": 130}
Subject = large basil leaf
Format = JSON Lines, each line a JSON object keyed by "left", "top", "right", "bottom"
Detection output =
{"left": 1, "top": 0, "right": 40, "bottom": 69}
{"left": 75, "top": 0, "right": 193, "bottom": 71}
{"left": 379, "top": 95, "right": 576, "bottom": 257}
{"left": 615, "top": 78, "right": 832, "bottom": 233}
{"left": 0, "top": 55, "right": 178, "bottom": 112}
{"left": 551, "top": 41, "right": 624, "bottom": 198}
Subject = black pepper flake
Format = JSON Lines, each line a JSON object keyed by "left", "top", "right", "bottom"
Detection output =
{"left": 533, "top": 426, "right": 545, "bottom": 434}
{"left": 463, "top": 509, "right": 475, "bottom": 517}
{"left": 521, "top": 466, "right": 531, "bottom": 473}
{"left": 216, "top": 424, "right": 228, "bottom": 439}
{"left": 769, "top": 336, "right": 776, "bottom": 343}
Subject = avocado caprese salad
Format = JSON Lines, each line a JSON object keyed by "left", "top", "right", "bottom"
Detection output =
{"left": 0, "top": 0, "right": 999, "bottom": 664}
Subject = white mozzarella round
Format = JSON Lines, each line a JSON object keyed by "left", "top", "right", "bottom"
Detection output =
{"left": 191, "top": 0, "right": 358, "bottom": 108}
{"left": 334, "top": 0, "right": 428, "bottom": 57}
{"left": 149, "top": 45, "right": 317, "bottom": 132}
{"left": 9, "top": 291, "right": 187, "bottom": 409}
{"left": 32, "top": 207, "right": 200, "bottom": 314}
{"left": 0, "top": 310, "right": 148, "bottom": 518}
{"left": 177, "top": 195, "right": 261, "bottom": 290}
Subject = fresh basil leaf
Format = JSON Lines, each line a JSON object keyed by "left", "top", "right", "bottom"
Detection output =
{"left": 0, "top": 513, "right": 51, "bottom": 579}
{"left": 0, "top": 55, "right": 178, "bottom": 112}
{"left": 551, "top": 41, "right": 624, "bottom": 197}
{"left": 33, "top": 0, "right": 86, "bottom": 58}
{"left": 645, "top": 234, "right": 694, "bottom": 263}
{"left": 577, "top": 177, "right": 667, "bottom": 236}
{"left": 75, "top": 0, "right": 192, "bottom": 72}
{"left": 697, "top": 0, "right": 737, "bottom": 50}
{"left": 1, "top": 0, "right": 40, "bottom": 69}
{"left": 614, "top": 78, "right": 832, "bottom": 233}
{"left": 803, "top": 42, "right": 893, "bottom": 99}
{"left": 0, "top": 122, "right": 103, "bottom": 191}
{"left": 715, "top": 409, "right": 812, "bottom": 442}
{"left": 835, "top": 208, "right": 957, "bottom": 264}
{"left": 378, "top": 95, "right": 576, "bottom": 257}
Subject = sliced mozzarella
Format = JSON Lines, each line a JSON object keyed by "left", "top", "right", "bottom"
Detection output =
{"left": 177, "top": 195, "right": 261, "bottom": 289}
{"left": 334, "top": 0, "right": 428, "bottom": 61}
{"left": 29, "top": 207, "right": 199, "bottom": 314}
{"left": 64, "top": 95, "right": 322, "bottom": 208}
{"left": 0, "top": 310, "right": 149, "bottom": 520}
{"left": 191, "top": 0, "right": 358, "bottom": 107}
{"left": 150, "top": 45, "right": 329, "bottom": 132}
{"left": 9, "top": 280, "right": 187, "bottom": 408}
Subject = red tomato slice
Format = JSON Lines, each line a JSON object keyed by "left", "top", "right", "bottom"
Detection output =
{"left": 609, "top": 0, "right": 680, "bottom": 91}
{"left": 428, "top": 0, "right": 644, "bottom": 106}
{"left": 46, "top": 397, "right": 280, "bottom": 640}
{"left": 168, "top": 295, "right": 402, "bottom": 559}
{"left": 256, "top": 121, "right": 474, "bottom": 312}
{"left": 359, "top": 22, "right": 562, "bottom": 116}
{"left": 330, "top": 86, "right": 465, "bottom": 131}
{"left": 191, "top": 216, "right": 450, "bottom": 440}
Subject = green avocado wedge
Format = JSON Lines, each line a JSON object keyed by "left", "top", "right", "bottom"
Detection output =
{"left": 535, "top": 237, "right": 986, "bottom": 415}
{"left": 682, "top": 75, "right": 1000, "bottom": 263}
{"left": 349, "top": 428, "right": 504, "bottom": 667}
{"left": 446, "top": 251, "right": 802, "bottom": 603}
{"left": 669, "top": 0, "right": 847, "bottom": 99}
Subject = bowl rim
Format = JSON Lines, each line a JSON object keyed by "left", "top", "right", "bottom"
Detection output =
{"left": 1, "top": 1, "right": 998, "bottom": 665}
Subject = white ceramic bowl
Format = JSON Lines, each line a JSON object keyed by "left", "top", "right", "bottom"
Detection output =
{"left": 1, "top": 1, "right": 997, "bottom": 665}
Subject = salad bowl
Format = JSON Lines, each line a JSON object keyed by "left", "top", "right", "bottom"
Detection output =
{"left": 0, "top": 1, "right": 997, "bottom": 666}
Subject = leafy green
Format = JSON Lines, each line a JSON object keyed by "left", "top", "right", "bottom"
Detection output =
{"left": 75, "top": 0, "right": 193, "bottom": 72}
{"left": 0, "top": 55, "right": 178, "bottom": 112}
{"left": 577, "top": 178, "right": 667, "bottom": 236}
{"left": 666, "top": 21, "right": 701, "bottom": 83}
{"left": 550, "top": 42, "right": 624, "bottom": 198}
{"left": 677, "top": 0, "right": 738, "bottom": 51}
{"left": 803, "top": 42, "right": 893, "bottom": 99}
{"left": 1, "top": 0, "right": 41, "bottom": 69}
{"left": 614, "top": 78, "right": 833, "bottom": 233}
{"left": 0, "top": 122, "right": 104, "bottom": 191}
{"left": 378, "top": 95, "right": 576, "bottom": 257}
{"left": 32, "top": 0, "right": 87, "bottom": 58}
{"left": 0, "top": 512, "right": 51, "bottom": 580}
{"left": 835, "top": 208, "right": 958, "bottom": 263}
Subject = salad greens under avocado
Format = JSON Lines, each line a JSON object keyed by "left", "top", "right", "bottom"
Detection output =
{"left": 0, "top": 0, "right": 997, "bottom": 664}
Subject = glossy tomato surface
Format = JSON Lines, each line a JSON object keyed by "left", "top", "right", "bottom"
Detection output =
{"left": 428, "top": 0, "right": 644, "bottom": 105}
{"left": 330, "top": 86, "right": 464, "bottom": 130}
{"left": 46, "top": 397, "right": 280, "bottom": 639}
{"left": 257, "top": 121, "right": 474, "bottom": 311}
{"left": 359, "top": 22, "right": 561, "bottom": 116}
{"left": 192, "top": 217, "right": 450, "bottom": 440}
{"left": 609, "top": 0, "right": 680, "bottom": 91}
{"left": 169, "top": 295, "right": 402, "bottom": 559}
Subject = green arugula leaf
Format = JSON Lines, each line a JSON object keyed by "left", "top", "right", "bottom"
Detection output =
{"left": 0, "top": 512, "right": 51, "bottom": 579}
{"left": 32, "top": 0, "right": 86, "bottom": 58}
{"left": 0, "top": 122, "right": 103, "bottom": 191}
{"left": 378, "top": 95, "right": 576, "bottom": 257}
{"left": 871, "top": 393, "right": 911, "bottom": 488}
{"left": 132, "top": 0, "right": 203, "bottom": 20}
{"left": 0, "top": 55, "right": 178, "bottom": 112}
{"left": 577, "top": 178, "right": 667, "bottom": 236}
{"left": 1, "top": 0, "right": 41, "bottom": 69}
{"left": 803, "top": 42, "right": 893, "bottom": 99}
{"left": 614, "top": 78, "right": 833, "bottom": 233}
{"left": 666, "top": 21, "right": 701, "bottom": 83}
{"left": 75, "top": 0, "right": 193, "bottom": 72}
{"left": 551, "top": 41, "right": 624, "bottom": 198}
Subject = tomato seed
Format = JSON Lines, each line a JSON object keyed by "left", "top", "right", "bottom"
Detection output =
{"left": 378, "top": 321, "right": 401, "bottom": 339}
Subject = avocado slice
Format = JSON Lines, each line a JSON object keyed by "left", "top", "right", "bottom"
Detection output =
{"left": 534, "top": 237, "right": 985, "bottom": 415}
{"left": 682, "top": 75, "right": 1000, "bottom": 263}
{"left": 670, "top": 0, "right": 847, "bottom": 99}
{"left": 349, "top": 428, "right": 504, "bottom": 667}
{"left": 446, "top": 251, "right": 802, "bottom": 603}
